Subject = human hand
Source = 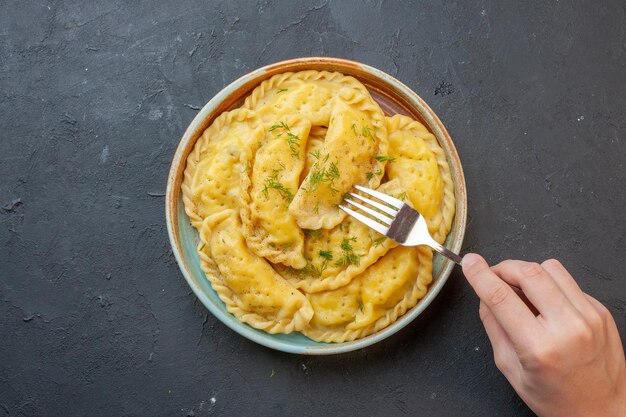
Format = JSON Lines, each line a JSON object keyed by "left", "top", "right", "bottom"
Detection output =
{"left": 462, "top": 253, "right": 626, "bottom": 417}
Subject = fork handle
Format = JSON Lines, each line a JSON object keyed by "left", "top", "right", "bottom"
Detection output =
{"left": 429, "top": 241, "right": 463, "bottom": 265}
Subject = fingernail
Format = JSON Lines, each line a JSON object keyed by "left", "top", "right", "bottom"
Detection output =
{"left": 462, "top": 253, "right": 481, "bottom": 267}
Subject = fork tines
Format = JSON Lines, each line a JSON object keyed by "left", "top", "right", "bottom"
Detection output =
{"left": 338, "top": 185, "right": 405, "bottom": 236}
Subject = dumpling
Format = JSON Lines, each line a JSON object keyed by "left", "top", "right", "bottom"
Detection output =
{"left": 385, "top": 114, "right": 455, "bottom": 243}
{"left": 301, "top": 246, "right": 433, "bottom": 342}
{"left": 242, "top": 70, "right": 367, "bottom": 126}
{"left": 289, "top": 88, "right": 388, "bottom": 230}
{"left": 240, "top": 116, "right": 311, "bottom": 268}
{"left": 277, "top": 180, "right": 405, "bottom": 293}
{"left": 198, "top": 210, "right": 313, "bottom": 333}
{"left": 182, "top": 109, "right": 262, "bottom": 228}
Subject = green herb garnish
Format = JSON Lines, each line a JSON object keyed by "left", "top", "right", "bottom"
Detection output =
{"left": 376, "top": 155, "right": 396, "bottom": 162}
{"left": 327, "top": 162, "right": 340, "bottom": 180}
{"left": 262, "top": 179, "right": 293, "bottom": 202}
{"left": 277, "top": 88, "right": 288, "bottom": 93}
{"left": 340, "top": 237, "right": 355, "bottom": 251}
{"left": 269, "top": 121, "right": 289, "bottom": 132}
{"left": 286, "top": 132, "right": 300, "bottom": 158}
{"left": 319, "top": 250, "right": 333, "bottom": 260}
{"left": 366, "top": 168, "right": 382, "bottom": 180}
{"left": 307, "top": 158, "right": 340, "bottom": 194}
{"left": 304, "top": 229, "right": 322, "bottom": 238}
{"left": 300, "top": 261, "right": 327, "bottom": 277}
{"left": 269, "top": 121, "right": 301, "bottom": 158}
{"left": 373, "top": 237, "right": 385, "bottom": 247}
{"left": 198, "top": 242, "right": 206, "bottom": 251}
{"left": 310, "top": 149, "right": 321, "bottom": 160}
{"left": 335, "top": 252, "right": 360, "bottom": 267}
{"left": 336, "top": 237, "right": 360, "bottom": 266}
{"left": 362, "top": 125, "right": 375, "bottom": 142}
{"left": 308, "top": 167, "right": 326, "bottom": 191}
{"left": 262, "top": 166, "right": 293, "bottom": 202}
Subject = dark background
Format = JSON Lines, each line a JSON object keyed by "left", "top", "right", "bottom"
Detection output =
{"left": 1, "top": 0, "right": 624, "bottom": 416}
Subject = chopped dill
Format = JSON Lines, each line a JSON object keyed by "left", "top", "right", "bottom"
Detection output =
{"left": 397, "top": 191, "right": 407, "bottom": 201}
{"left": 286, "top": 131, "right": 300, "bottom": 158}
{"left": 277, "top": 88, "right": 288, "bottom": 93}
{"left": 340, "top": 236, "right": 356, "bottom": 251}
{"left": 366, "top": 168, "right": 382, "bottom": 180}
{"left": 340, "top": 241, "right": 352, "bottom": 251}
{"left": 318, "top": 250, "right": 333, "bottom": 260}
{"left": 262, "top": 179, "right": 293, "bottom": 202}
{"left": 307, "top": 159, "right": 340, "bottom": 194}
{"left": 269, "top": 121, "right": 300, "bottom": 158}
{"left": 262, "top": 166, "right": 293, "bottom": 202}
{"left": 351, "top": 123, "right": 357, "bottom": 135}
{"left": 313, "top": 201, "right": 320, "bottom": 214}
{"left": 300, "top": 261, "right": 326, "bottom": 277}
{"left": 335, "top": 252, "right": 360, "bottom": 267}
{"left": 373, "top": 237, "right": 386, "bottom": 247}
{"left": 327, "top": 162, "right": 340, "bottom": 181}
{"left": 198, "top": 242, "right": 206, "bottom": 251}
{"left": 304, "top": 229, "right": 322, "bottom": 238}
{"left": 362, "top": 125, "right": 375, "bottom": 142}
{"left": 376, "top": 155, "right": 396, "bottom": 162}
{"left": 310, "top": 149, "right": 321, "bottom": 160}
{"left": 308, "top": 167, "right": 326, "bottom": 191}
{"left": 241, "top": 160, "right": 251, "bottom": 173}
{"left": 336, "top": 236, "right": 360, "bottom": 266}
{"left": 269, "top": 121, "right": 289, "bottom": 132}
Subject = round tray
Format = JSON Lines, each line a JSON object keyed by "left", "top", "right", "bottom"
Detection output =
{"left": 166, "top": 57, "right": 467, "bottom": 354}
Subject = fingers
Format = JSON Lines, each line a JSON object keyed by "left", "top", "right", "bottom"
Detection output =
{"left": 462, "top": 254, "right": 539, "bottom": 349}
{"left": 585, "top": 294, "right": 626, "bottom": 376}
{"left": 541, "top": 259, "right": 595, "bottom": 316}
{"left": 479, "top": 301, "right": 520, "bottom": 375}
{"left": 584, "top": 293, "right": 611, "bottom": 319}
{"left": 511, "top": 286, "right": 540, "bottom": 316}
{"left": 491, "top": 260, "right": 574, "bottom": 319}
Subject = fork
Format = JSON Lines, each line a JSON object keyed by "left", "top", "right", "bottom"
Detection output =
{"left": 339, "top": 185, "right": 463, "bottom": 265}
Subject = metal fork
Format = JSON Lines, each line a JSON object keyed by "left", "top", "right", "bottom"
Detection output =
{"left": 339, "top": 185, "right": 462, "bottom": 265}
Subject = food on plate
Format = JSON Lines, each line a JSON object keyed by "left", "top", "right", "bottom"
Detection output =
{"left": 182, "top": 70, "right": 455, "bottom": 342}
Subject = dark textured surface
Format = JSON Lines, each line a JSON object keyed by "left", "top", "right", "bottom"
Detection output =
{"left": 1, "top": 0, "right": 624, "bottom": 416}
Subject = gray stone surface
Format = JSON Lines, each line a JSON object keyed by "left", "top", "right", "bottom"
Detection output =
{"left": 1, "top": 1, "right": 624, "bottom": 416}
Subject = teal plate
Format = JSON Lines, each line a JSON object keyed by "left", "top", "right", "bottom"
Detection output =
{"left": 166, "top": 57, "right": 467, "bottom": 354}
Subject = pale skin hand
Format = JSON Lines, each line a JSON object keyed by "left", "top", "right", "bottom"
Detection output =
{"left": 462, "top": 253, "right": 626, "bottom": 417}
